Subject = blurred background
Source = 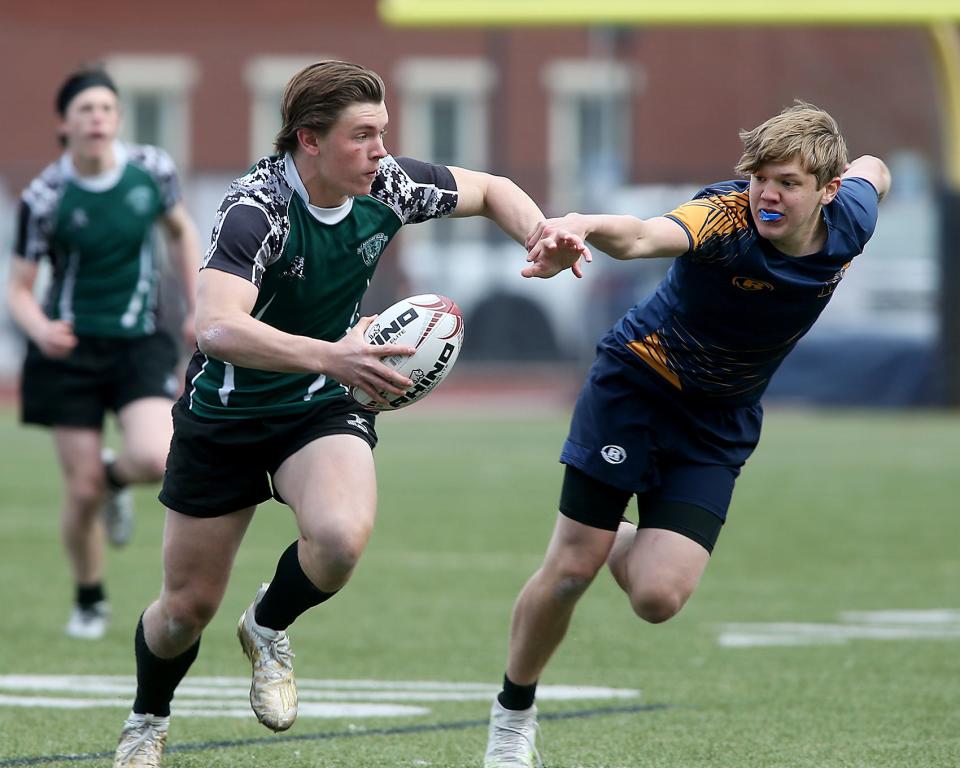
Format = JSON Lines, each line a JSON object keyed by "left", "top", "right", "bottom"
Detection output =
{"left": 0, "top": 1, "right": 954, "bottom": 407}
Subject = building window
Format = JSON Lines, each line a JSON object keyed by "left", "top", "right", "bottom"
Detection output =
{"left": 395, "top": 58, "right": 495, "bottom": 244}
{"left": 543, "top": 60, "right": 635, "bottom": 212}
{"left": 105, "top": 55, "right": 198, "bottom": 173}
{"left": 246, "top": 56, "right": 326, "bottom": 163}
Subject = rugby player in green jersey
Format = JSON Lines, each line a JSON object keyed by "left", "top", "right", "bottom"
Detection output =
{"left": 112, "top": 60, "right": 582, "bottom": 766}
{"left": 7, "top": 67, "right": 202, "bottom": 641}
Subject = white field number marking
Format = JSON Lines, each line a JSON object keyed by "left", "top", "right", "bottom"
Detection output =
{"left": 717, "top": 608, "right": 960, "bottom": 648}
{"left": 0, "top": 677, "right": 640, "bottom": 718}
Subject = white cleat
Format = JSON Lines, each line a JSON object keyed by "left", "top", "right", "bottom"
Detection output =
{"left": 483, "top": 699, "right": 542, "bottom": 767}
{"left": 65, "top": 601, "right": 110, "bottom": 640}
{"left": 102, "top": 448, "right": 134, "bottom": 548}
{"left": 113, "top": 711, "right": 169, "bottom": 767}
{"left": 237, "top": 582, "right": 298, "bottom": 731}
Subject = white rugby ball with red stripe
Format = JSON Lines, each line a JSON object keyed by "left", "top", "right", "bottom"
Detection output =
{"left": 350, "top": 294, "right": 464, "bottom": 411}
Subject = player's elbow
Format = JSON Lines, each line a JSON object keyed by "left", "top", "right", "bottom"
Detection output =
{"left": 485, "top": 172, "right": 515, "bottom": 192}
{"left": 605, "top": 238, "right": 652, "bottom": 261}
{"left": 873, "top": 158, "right": 892, "bottom": 200}
{"left": 484, "top": 174, "right": 525, "bottom": 211}
{"left": 848, "top": 155, "right": 892, "bottom": 200}
{"left": 5, "top": 279, "right": 18, "bottom": 308}
{"left": 6, "top": 280, "right": 32, "bottom": 325}
{"left": 616, "top": 241, "right": 648, "bottom": 260}
{"left": 195, "top": 319, "right": 231, "bottom": 358}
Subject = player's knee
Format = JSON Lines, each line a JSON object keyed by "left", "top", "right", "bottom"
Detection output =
{"left": 138, "top": 453, "right": 167, "bottom": 483}
{"left": 299, "top": 525, "right": 369, "bottom": 581}
{"left": 66, "top": 473, "right": 106, "bottom": 512}
{"left": 628, "top": 586, "right": 686, "bottom": 624}
{"left": 124, "top": 450, "right": 167, "bottom": 483}
{"left": 545, "top": 561, "right": 601, "bottom": 603}
{"left": 163, "top": 593, "right": 218, "bottom": 634}
{"left": 553, "top": 572, "right": 594, "bottom": 603}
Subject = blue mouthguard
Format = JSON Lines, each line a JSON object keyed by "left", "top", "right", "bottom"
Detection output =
{"left": 759, "top": 210, "right": 783, "bottom": 222}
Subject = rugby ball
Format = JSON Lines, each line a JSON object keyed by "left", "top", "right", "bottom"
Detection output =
{"left": 350, "top": 294, "right": 464, "bottom": 411}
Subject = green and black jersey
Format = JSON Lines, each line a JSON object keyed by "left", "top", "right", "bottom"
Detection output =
{"left": 14, "top": 142, "right": 181, "bottom": 337}
{"left": 185, "top": 153, "right": 458, "bottom": 419}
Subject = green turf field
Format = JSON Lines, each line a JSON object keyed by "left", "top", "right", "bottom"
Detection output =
{"left": 0, "top": 404, "right": 958, "bottom": 767}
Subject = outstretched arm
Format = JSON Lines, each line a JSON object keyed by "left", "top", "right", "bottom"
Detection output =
{"left": 446, "top": 166, "right": 590, "bottom": 280}
{"left": 447, "top": 166, "right": 542, "bottom": 243}
{"left": 843, "top": 155, "right": 891, "bottom": 201}
{"left": 523, "top": 212, "right": 689, "bottom": 278}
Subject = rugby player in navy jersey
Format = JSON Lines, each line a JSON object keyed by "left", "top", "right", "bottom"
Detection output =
{"left": 7, "top": 67, "right": 201, "bottom": 642}
{"left": 483, "top": 102, "right": 891, "bottom": 767}
{"left": 111, "top": 60, "right": 571, "bottom": 767}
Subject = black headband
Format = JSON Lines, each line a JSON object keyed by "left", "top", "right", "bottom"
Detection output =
{"left": 56, "top": 71, "right": 118, "bottom": 116}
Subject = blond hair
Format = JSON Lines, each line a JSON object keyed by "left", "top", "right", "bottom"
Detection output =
{"left": 274, "top": 61, "right": 385, "bottom": 155}
{"left": 735, "top": 101, "right": 848, "bottom": 188}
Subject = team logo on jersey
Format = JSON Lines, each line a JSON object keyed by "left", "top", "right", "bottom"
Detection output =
{"left": 818, "top": 261, "right": 852, "bottom": 297}
{"left": 601, "top": 445, "right": 627, "bottom": 465}
{"left": 732, "top": 276, "right": 774, "bottom": 292}
{"left": 346, "top": 413, "right": 370, "bottom": 434}
{"left": 70, "top": 208, "right": 89, "bottom": 229}
{"left": 281, "top": 255, "right": 306, "bottom": 280}
{"left": 358, "top": 233, "right": 388, "bottom": 266}
{"left": 125, "top": 186, "right": 154, "bottom": 215}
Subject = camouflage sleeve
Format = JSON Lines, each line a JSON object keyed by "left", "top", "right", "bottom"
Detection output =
{"left": 131, "top": 144, "right": 182, "bottom": 211}
{"left": 370, "top": 155, "right": 458, "bottom": 224}
{"left": 15, "top": 170, "right": 61, "bottom": 261}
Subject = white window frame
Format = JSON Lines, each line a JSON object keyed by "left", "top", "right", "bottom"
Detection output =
{"left": 543, "top": 60, "right": 636, "bottom": 212}
{"left": 105, "top": 54, "right": 198, "bottom": 173}
{"left": 394, "top": 58, "right": 494, "bottom": 169}
{"left": 395, "top": 58, "right": 496, "bottom": 243}
{"left": 245, "top": 56, "right": 328, "bottom": 163}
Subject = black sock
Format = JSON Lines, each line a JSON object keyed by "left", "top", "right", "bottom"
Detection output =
{"left": 255, "top": 541, "right": 337, "bottom": 631}
{"left": 132, "top": 615, "right": 201, "bottom": 717}
{"left": 498, "top": 674, "right": 537, "bottom": 711}
{"left": 76, "top": 583, "right": 105, "bottom": 608}
{"left": 104, "top": 459, "right": 127, "bottom": 491}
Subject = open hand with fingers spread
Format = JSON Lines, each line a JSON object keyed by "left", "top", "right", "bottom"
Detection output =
{"left": 323, "top": 316, "right": 415, "bottom": 406}
{"left": 522, "top": 215, "right": 593, "bottom": 279}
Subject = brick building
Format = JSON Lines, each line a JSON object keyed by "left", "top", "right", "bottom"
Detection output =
{"left": 0, "top": 3, "right": 947, "bottom": 397}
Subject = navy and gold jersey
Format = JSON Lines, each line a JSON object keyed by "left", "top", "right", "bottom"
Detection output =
{"left": 14, "top": 143, "right": 180, "bottom": 337}
{"left": 186, "top": 153, "right": 457, "bottom": 419}
{"left": 604, "top": 176, "right": 880, "bottom": 405}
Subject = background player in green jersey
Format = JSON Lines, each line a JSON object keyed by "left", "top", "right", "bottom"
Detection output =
{"left": 112, "top": 60, "right": 585, "bottom": 767}
{"left": 482, "top": 104, "right": 891, "bottom": 767}
{"left": 7, "top": 67, "right": 202, "bottom": 640}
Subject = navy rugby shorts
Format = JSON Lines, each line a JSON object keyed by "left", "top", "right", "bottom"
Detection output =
{"left": 559, "top": 347, "right": 763, "bottom": 526}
